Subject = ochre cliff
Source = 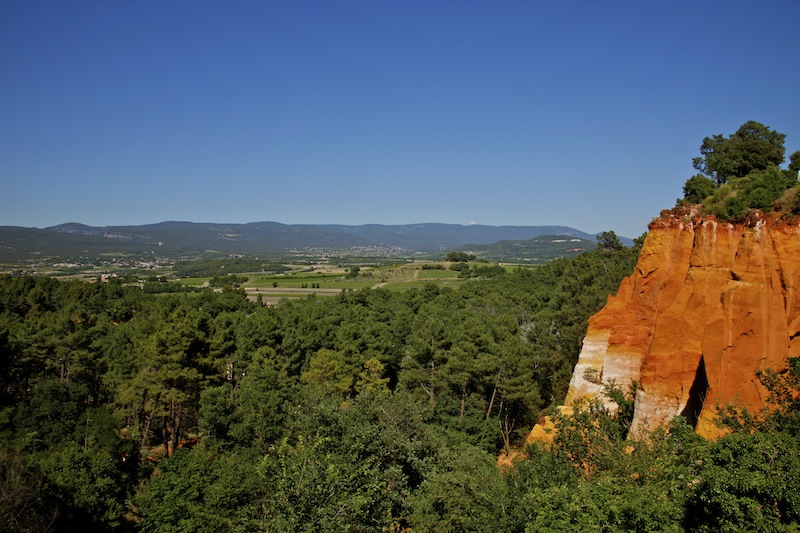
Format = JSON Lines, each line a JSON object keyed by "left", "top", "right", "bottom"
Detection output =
{"left": 536, "top": 207, "right": 800, "bottom": 440}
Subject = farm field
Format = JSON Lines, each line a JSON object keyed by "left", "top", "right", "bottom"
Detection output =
{"left": 176, "top": 261, "right": 498, "bottom": 301}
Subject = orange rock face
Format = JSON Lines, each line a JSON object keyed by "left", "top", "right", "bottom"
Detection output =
{"left": 547, "top": 208, "right": 800, "bottom": 439}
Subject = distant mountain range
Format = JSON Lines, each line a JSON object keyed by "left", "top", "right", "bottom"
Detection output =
{"left": 0, "top": 221, "right": 630, "bottom": 263}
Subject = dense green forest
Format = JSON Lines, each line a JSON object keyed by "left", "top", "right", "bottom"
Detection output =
{"left": 3, "top": 233, "right": 800, "bottom": 531}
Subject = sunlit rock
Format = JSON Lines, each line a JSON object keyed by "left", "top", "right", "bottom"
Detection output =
{"left": 531, "top": 207, "right": 800, "bottom": 440}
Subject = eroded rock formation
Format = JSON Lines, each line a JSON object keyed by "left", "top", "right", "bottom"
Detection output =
{"left": 541, "top": 207, "right": 800, "bottom": 439}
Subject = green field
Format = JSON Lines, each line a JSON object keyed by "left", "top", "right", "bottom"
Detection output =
{"left": 164, "top": 260, "right": 511, "bottom": 299}
{"left": 381, "top": 279, "right": 467, "bottom": 291}
{"left": 413, "top": 269, "right": 459, "bottom": 279}
{"left": 177, "top": 277, "right": 212, "bottom": 286}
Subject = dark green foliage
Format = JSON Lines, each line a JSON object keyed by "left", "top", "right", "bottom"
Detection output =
{"left": 142, "top": 280, "right": 198, "bottom": 293}
{"left": 461, "top": 263, "right": 506, "bottom": 278}
{"left": 681, "top": 121, "right": 798, "bottom": 219}
{"left": 261, "top": 391, "right": 440, "bottom": 532}
{"left": 596, "top": 230, "right": 623, "bottom": 251}
{"left": 407, "top": 445, "right": 507, "bottom": 532}
{"left": 525, "top": 477, "right": 688, "bottom": 532}
{"left": 703, "top": 164, "right": 799, "bottom": 220}
{"left": 686, "top": 432, "right": 800, "bottom": 532}
{"left": 682, "top": 174, "right": 716, "bottom": 203}
{"left": 446, "top": 251, "right": 477, "bottom": 262}
{"left": 199, "top": 348, "right": 294, "bottom": 450}
{"left": 6, "top": 237, "right": 800, "bottom": 531}
{"left": 134, "top": 446, "right": 264, "bottom": 532}
{"left": 0, "top": 447, "right": 58, "bottom": 532}
{"left": 695, "top": 357, "right": 800, "bottom": 531}
{"left": 756, "top": 357, "right": 800, "bottom": 435}
{"left": 14, "top": 379, "right": 90, "bottom": 449}
{"left": 790, "top": 150, "right": 800, "bottom": 173}
{"left": 693, "top": 120, "right": 786, "bottom": 185}
{"left": 517, "top": 402, "right": 703, "bottom": 532}
{"left": 33, "top": 441, "right": 136, "bottom": 531}
{"left": 2, "top": 253, "right": 643, "bottom": 528}
{"left": 345, "top": 265, "right": 361, "bottom": 278}
{"left": 174, "top": 257, "right": 289, "bottom": 277}
{"left": 3, "top": 387, "right": 140, "bottom": 531}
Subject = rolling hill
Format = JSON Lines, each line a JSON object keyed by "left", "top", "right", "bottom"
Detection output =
{"left": 458, "top": 235, "right": 598, "bottom": 263}
{"left": 0, "top": 221, "right": 627, "bottom": 264}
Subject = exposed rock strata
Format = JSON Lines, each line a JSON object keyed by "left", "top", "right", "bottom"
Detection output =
{"left": 539, "top": 208, "right": 800, "bottom": 439}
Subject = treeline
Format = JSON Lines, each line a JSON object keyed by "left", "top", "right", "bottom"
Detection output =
{"left": 173, "top": 257, "right": 290, "bottom": 278}
{"left": 5, "top": 237, "right": 797, "bottom": 531}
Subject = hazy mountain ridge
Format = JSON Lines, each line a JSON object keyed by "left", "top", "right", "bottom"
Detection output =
{"left": 0, "top": 221, "right": 627, "bottom": 263}
{"left": 459, "top": 235, "right": 598, "bottom": 263}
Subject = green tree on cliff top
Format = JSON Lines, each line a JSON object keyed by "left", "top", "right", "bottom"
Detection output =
{"left": 693, "top": 120, "right": 786, "bottom": 185}
{"left": 681, "top": 121, "right": 798, "bottom": 219}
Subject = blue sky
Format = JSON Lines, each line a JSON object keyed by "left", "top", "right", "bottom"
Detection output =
{"left": 2, "top": 0, "right": 798, "bottom": 239}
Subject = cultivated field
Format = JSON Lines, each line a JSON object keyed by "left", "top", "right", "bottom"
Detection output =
{"left": 178, "top": 262, "right": 484, "bottom": 302}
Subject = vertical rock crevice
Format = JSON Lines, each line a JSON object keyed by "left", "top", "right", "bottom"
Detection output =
{"left": 680, "top": 356, "right": 709, "bottom": 429}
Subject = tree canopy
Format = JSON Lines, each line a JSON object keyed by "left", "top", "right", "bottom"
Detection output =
{"left": 0, "top": 239, "right": 644, "bottom": 530}
{"left": 681, "top": 121, "right": 798, "bottom": 220}
{"left": 693, "top": 120, "right": 786, "bottom": 185}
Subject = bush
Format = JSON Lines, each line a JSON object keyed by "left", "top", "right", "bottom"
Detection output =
{"left": 446, "top": 252, "right": 476, "bottom": 262}
{"left": 773, "top": 187, "right": 800, "bottom": 216}
{"left": 685, "top": 431, "right": 800, "bottom": 531}
{"left": 682, "top": 174, "right": 716, "bottom": 204}
{"left": 681, "top": 122, "right": 798, "bottom": 221}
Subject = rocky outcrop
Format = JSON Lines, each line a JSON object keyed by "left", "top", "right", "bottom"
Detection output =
{"left": 543, "top": 207, "right": 800, "bottom": 439}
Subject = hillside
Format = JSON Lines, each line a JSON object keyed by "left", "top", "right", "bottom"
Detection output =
{"left": 458, "top": 235, "right": 597, "bottom": 264}
{"left": 0, "top": 221, "right": 611, "bottom": 263}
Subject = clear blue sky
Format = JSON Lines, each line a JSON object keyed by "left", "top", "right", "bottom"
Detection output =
{"left": 2, "top": 0, "right": 799, "bottom": 238}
